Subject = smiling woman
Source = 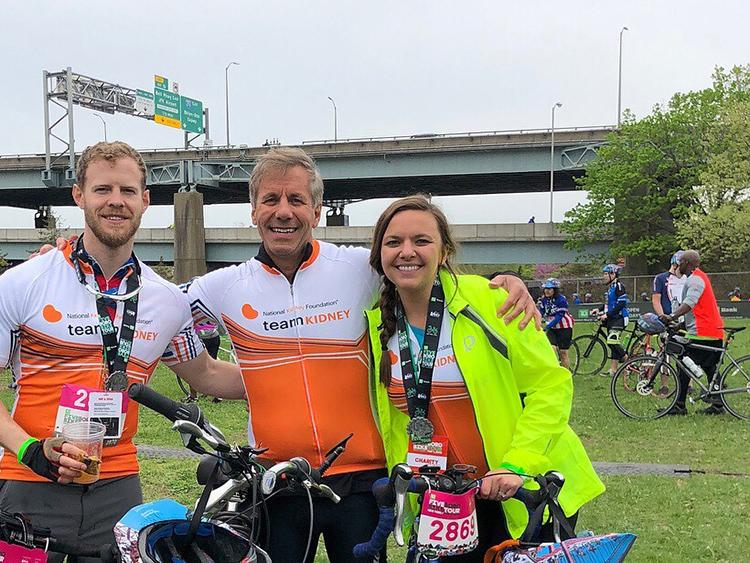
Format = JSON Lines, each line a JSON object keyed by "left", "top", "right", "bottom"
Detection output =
{"left": 365, "top": 194, "right": 604, "bottom": 557}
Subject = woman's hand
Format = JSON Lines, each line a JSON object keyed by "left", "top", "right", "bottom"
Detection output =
{"left": 488, "top": 275, "right": 542, "bottom": 331}
{"left": 479, "top": 469, "right": 524, "bottom": 501}
{"left": 28, "top": 236, "right": 70, "bottom": 259}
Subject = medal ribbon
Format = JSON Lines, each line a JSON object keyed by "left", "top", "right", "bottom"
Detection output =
{"left": 72, "top": 238, "right": 140, "bottom": 390}
{"left": 396, "top": 275, "right": 445, "bottom": 421}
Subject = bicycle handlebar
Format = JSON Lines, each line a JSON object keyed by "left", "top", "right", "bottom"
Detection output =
{"left": 261, "top": 456, "right": 341, "bottom": 503}
{"left": 46, "top": 538, "right": 119, "bottom": 562}
{"left": 0, "top": 510, "right": 118, "bottom": 563}
{"left": 128, "top": 382, "right": 202, "bottom": 426}
{"left": 353, "top": 468, "right": 565, "bottom": 559}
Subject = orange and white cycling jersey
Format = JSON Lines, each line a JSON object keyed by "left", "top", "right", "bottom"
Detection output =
{"left": 385, "top": 313, "right": 490, "bottom": 475}
{"left": 187, "top": 240, "right": 386, "bottom": 475}
{"left": 0, "top": 242, "right": 203, "bottom": 482}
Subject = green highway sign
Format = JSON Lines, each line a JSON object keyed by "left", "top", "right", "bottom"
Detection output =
{"left": 154, "top": 88, "right": 181, "bottom": 129}
{"left": 180, "top": 96, "right": 204, "bottom": 134}
{"left": 154, "top": 75, "right": 169, "bottom": 91}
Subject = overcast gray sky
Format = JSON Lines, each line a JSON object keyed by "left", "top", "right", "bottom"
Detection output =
{"left": 1, "top": 0, "right": 747, "bottom": 228}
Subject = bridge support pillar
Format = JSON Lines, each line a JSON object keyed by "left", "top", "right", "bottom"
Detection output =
{"left": 173, "top": 191, "right": 207, "bottom": 283}
{"left": 326, "top": 206, "right": 349, "bottom": 226}
{"left": 34, "top": 206, "right": 55, "bottom": 229}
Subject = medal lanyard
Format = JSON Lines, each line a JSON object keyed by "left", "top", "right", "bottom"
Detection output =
{"left": 72, "top": 237, "right": 141, "bottom": 390}
{"left": 396, "top": 276, "right": 445, "bottom": 422}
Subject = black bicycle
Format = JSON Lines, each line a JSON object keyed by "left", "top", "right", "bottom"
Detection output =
{"left": 610, "top": 325, "right": 750, "bottom": 420}
{"left": 0, "top": 508, "right": 119, "bottom": 561}
{"left": 570, "top": 318, "right": 648, "bottom": 376}
{"left": 354, "top": 464, "right": 581, "bottom": 563}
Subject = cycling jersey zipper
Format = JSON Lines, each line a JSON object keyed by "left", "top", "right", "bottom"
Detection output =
{"left": 289, "top": 280, "right": 324, "bottom": 466}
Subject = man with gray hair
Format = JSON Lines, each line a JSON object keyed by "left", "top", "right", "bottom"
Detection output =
{"left": 185, "top": 146, "right": 539, "bottom": 561}
{"left": 659, "top": 250, "right": 725, "bottom": 415}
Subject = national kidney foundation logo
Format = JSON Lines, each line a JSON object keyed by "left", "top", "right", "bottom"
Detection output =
{"left": 42, "top": 304, "right": 63, "bottom": 323}
{"left": 242, "top": 304, "right": 259, "bottom": 320}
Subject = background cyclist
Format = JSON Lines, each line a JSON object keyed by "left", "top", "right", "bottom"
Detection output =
{"left": 537, "top": 278, "right": 575, "bottom": 369}
{"left": 652, "top": 251, "right": 686, "bottom": 320}
{"left": 598, "top": 264, "right": 630, "bottom": 377}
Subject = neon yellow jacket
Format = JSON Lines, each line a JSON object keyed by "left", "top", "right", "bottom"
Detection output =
{"left": 365, "top": 270, "right": 605, "bottom": 538}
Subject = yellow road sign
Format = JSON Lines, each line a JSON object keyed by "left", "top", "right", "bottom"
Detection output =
{"left": 154, "top": 114, "right": 181, "bottom": 129}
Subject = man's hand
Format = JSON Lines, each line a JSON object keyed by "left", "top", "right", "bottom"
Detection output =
{"left": 28, "top": 237, "right": 70, "bottom": 259}
{"left": 488, "top": 274, "right": 542, "bottom": 330}
{"left": 479, "top": 469, "right": 524, "bottom": 501}
{"left": 598, "top": 314, "right": 607, "bottom": 322}
{"left": 20, "top": 437, "right": 88, "bottom": 484}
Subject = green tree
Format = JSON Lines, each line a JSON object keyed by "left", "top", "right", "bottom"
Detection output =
{"left": 563, "top": 65, "right": 750, "bottom": 274}
{"left": 675, "top": 97, "right": 750, "bottom": 270}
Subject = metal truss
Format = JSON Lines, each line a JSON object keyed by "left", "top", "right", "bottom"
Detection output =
{"left": 561, "top": 143, "right": 605, "bottom": 169}
{"left": 325, "top": 198, "right": 362, "bottom": 210}
{"left": 42, "top": 67, "right": 208, "bottom": 187}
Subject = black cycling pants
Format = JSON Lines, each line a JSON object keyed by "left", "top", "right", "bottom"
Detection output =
{"left": 677, "top": 339, "right": 723, "bottom": 406}
{"left": 605, "top": 320, "right": 627, "bottom": 361}
{"left": 258, "top": 491, "right": 386, "bottom": 562}
{"left": 202, "top": 334, "right": 220, "bottom": 360}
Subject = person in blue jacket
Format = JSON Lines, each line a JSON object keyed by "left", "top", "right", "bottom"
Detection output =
{"left": 597, "top": 264, "right": 630, "bottom": 377}
{"left": 537, "top": 278, "right": 575, "bottom": 369}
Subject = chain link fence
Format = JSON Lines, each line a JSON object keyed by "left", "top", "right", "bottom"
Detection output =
{"left": 526, "top": 271, "right": 750, "bottom": 304}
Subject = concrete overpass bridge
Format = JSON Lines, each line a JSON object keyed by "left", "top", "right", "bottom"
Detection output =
{"left": 0, "top": 126, "right": 611, "bottom": 210}
{"left": 0, "top": 223, "right": 610, "bottom": 266}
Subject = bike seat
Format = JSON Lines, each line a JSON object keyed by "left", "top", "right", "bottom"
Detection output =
{"left": 725, "top": 327, "right": 746, "bottom": 334}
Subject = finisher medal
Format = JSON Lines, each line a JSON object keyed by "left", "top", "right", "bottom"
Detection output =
{"left": 105, "top": 370, "right": 129, "bottom": 393}
{"left": 407, "top": 416, "right": 434, "bottom": 444}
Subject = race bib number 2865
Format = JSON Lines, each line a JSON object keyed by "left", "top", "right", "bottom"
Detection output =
{"left": 416, "top": 488, "right": 478, "bottom": 557}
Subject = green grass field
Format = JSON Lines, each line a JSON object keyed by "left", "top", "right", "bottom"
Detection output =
{"left": 2, "top": 323, "right": 749, "bottom": 562}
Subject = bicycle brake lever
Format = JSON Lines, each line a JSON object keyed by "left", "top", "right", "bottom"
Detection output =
{"left": 313, "top": 483, "right": 341, "bottom": 504}
{"left": 391, "top": 464, "right": 413, "bottom": 546}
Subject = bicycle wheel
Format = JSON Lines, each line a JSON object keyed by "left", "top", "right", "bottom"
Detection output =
{"left": 719, "top": 354, "right": 750, "bottom": 420}
{"left": 570, "top": 335, "right": 608, "bottom": 376}
{"left": 611, "top": 355, "right": 679, "bottom": 419}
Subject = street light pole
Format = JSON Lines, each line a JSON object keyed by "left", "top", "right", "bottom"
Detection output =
{"left": 92, "top": 113, "right": 107, "bottom": 142}
{"left": 225, "top": 61, "right": 239, "bottom": 147}
{"left": 617, "top": 26, "right": 628, "bottom": 128}
{"left": 549, "top": 102, "right": 562, "bottom": 223}
{"left": 327, "top": 96, "right": 338, "bottom": 141}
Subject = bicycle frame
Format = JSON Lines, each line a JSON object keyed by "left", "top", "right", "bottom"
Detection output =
{"left": 648, "top": 334, "right": 738, "bottom": 399}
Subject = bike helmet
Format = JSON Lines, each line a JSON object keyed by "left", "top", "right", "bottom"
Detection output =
{"left": 637, "top": 312, "right": 666, "bottom": 335}
{"left": 602, "top": 264, "right": 621, "bottom": 275}
{"left": 670, "top": 251, "right": 685, "bottom": 265}
{"left": 113, "top": 499, "right": 256, "bottom": 563}
{"left": 542, "top": 278, "right": 561, "bottom": 289}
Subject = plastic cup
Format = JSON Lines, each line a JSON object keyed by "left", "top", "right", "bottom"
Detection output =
{"left": 62, "top": 421, "right": 105, "bottom": 484}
